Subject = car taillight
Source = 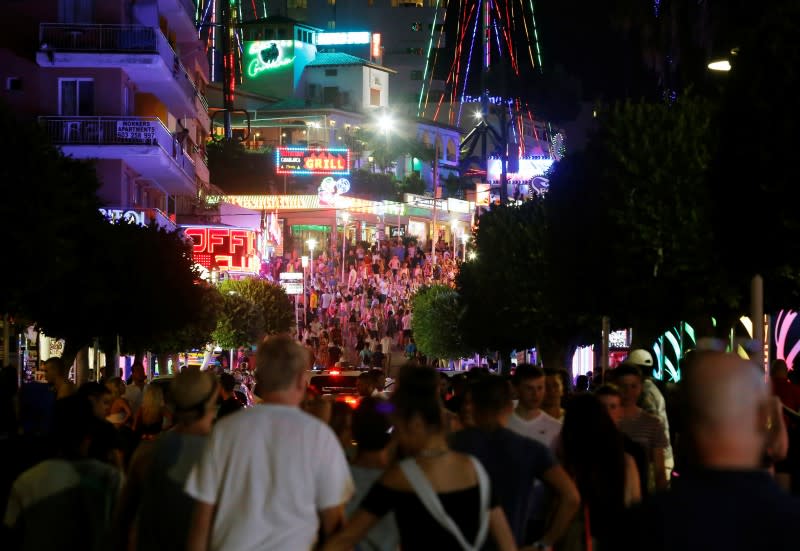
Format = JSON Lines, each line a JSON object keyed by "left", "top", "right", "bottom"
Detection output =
{"left": 343, "top": 396, "right": 359, "bottom": 408}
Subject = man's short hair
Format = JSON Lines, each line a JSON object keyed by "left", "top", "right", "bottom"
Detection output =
{"left": 512, "top": 364, "right": 544, "bottom": 385}
{"left": 469, "top": 376, "right": 512, "bottom": 417}
{"left": 44, "top": 357, "right": 67, "bottom": 376}
{"left": 255, "top": 336, "right": 310, "bottom": 393}
{"left": 594, "top": 383, "right": 622, "bottom": 399}
{"left": 613, "top": 363, "right": 642, "bottom": 380}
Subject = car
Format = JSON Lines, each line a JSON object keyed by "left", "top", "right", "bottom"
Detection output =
{"left": 308, "top": 370, "right": 363, "bottom": 408}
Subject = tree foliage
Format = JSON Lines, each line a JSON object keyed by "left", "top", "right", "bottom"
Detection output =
{"left": 411, "top": 285, "right": 470, "bottom": 360}
{"left": 545, "top": 95, "right": 732, "bottom": 345}
{"left": 212, "top": 290, "right": 264, "bottom": 349}
{"left": 458, "top": 199, "right": 593, "bottom": 369}
{"left": 218, "top": 278, "right": 294, "bottom": 338}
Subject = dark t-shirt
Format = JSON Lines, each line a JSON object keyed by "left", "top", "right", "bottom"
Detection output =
{"left": 623, "top": 434, "right": 649, "bottom": 497}
{"left": 361, "top": 481, "right": 498, "bottom": 550}
{"left": 615, "top": 468, "right": 800, "bottom": 551}
{"left": 449, "top": 427, "right": 555, "bottom": 545}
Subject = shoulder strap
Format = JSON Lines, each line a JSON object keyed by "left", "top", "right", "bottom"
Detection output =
{"left": 399, "top": 457, "right": 490, "bottom": 551}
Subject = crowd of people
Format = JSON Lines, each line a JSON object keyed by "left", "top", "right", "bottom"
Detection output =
{"left": 272, "top": 237, "right": 461, "bottom": 370}
{"left": 2, "top": 334, "right": 800, "bottom": 551}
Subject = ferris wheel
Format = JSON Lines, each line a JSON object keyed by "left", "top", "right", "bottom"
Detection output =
{"left": 417, "top": 0, "right": 557, "bottom": 202}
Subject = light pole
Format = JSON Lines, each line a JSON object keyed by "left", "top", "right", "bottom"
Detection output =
{"left": 340, "top": 211, "right": 349, "bottom": 284}
{"left": 306, "top": 238, "right": 317, "bottom": 288}
{"left": 451, "top": 219, "right": 458, "bottom": 259}
{"left": 461, "top": 232, "right": 468, "bottom": 262}
{"left": 301, "top": 255, "right": 309, "bottom": 325}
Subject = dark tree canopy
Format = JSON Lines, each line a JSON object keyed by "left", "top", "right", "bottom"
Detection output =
{"left": 411, "top": 285, "right": 470, "bottom": 360}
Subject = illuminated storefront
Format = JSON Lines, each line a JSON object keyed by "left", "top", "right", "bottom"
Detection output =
{"left": 182, "top": 225, "right": 261, "bottom": 275}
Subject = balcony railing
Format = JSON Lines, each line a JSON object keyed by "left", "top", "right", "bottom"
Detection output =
{"left": 40, "top": 116, "right": 195, "bottom": 180}
{"left": 39, "top": 23, "right": 203, "bottom": 109}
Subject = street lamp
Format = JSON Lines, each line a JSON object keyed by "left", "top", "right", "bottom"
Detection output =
{"left": 461, "top": 232, "right": 469, "bottom": 262}
{"left": 306, "top": 238, "right": 317, "bottom": 286}
{"left": 707, "top": 59, "right": 731, "bottom": 72}
{"left": 301, "top": 255, "right": 309, "bottom": 324}
{"left": 450, "top": 219, "right": 459, "bottom": 258}
{"left": 340, "top": 211, "right": 350, "bottom": 283}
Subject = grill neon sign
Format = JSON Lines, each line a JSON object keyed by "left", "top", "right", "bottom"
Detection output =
{"left": 276, "top": 147, "right": 350, "bottom": 175}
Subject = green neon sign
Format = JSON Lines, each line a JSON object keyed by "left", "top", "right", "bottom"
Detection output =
{"left": 247, "top": 41, "right": 295, "bottom": 77}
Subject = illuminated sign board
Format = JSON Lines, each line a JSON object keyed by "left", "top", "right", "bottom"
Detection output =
{"left": 316, "top": 31, "right": 371, "bottom": 45}
{"left": 404, "top": 193, "right": 447, "bottom": 211}
{"left": 183, "top": 226, "right": 259, "bottom": 273}
{"left": 372, "top": 33, "right": 381, "bottom": 58}
{"left": 276, "top": 147, "right": 350, "bottom": 175}
{"left": 246, "top": 40, "right": 294, "bottom": 77}
{"left": 609, "top": 329, "right": 631, "bottom": 349}
{"left": 487, "top": 157, "right": 555, "bottom": 182}
{"left": 318, "top": 176, "right": 351, "bottom": 206}
{"left": 279, "top": 272, "right": 304, "bottom": 295}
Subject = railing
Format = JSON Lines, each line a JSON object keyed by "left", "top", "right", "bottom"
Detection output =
{"left": 39, "top": 23, "right": 203, "bottom": 108}
{"left": 40, "top": 116, "right": 195, "bottom": 181}
{"left": 39, "top": 23, "right": 157, "bottom": 52}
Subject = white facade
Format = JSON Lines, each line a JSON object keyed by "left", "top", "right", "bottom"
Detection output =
{"left": 300, "top": 58, "right": 392, "bottom": 113}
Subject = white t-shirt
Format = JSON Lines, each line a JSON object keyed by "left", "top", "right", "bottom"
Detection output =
{"left": 380, "top": 336, "right": 393, "bottom": 354}
{"left": 185, "top": 405, "right": 354, "bottom": 551}
{"left": 507, "top": 410, "right": 562, "bottom": 450}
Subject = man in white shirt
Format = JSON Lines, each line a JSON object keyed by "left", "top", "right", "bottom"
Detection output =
{"left": 185, "top": 336, "right": 354, "bottom": 551}
{"left": 507, "top": 364, "right": 562, "bottom": 449}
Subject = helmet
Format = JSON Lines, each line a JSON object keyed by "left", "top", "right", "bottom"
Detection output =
{"left": 626, "top": 349, "right": 654, "bottom": 367}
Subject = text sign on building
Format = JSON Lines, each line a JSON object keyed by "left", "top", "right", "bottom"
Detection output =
{"left": 183, "top": 226, "right": 259, "bottom": 273}
{"left": 276, "top": 147, "right": 350, "bottom": 175}
{"left": 316, "top": 31, "right": 371, "bottom": 45}
{"left": 279, "top": 272, "right": 303, "bottom": 295}
{"left": 404, "top": 193, "right": 447, "bottom": 211}
{"left": 116, "top": 120, "right": 155, "bottom": 142}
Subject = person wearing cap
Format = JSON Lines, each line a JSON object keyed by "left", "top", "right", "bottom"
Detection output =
{"left": 115, "top": 369, "right": 219, "bottom": 551}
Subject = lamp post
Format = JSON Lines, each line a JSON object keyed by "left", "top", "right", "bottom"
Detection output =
{"left": 461, "top": 232, "right": 469, "bottom": 262}
{"left": 340, "top": 211, "right": 350, "bottom": 284}
{"left": 306, "top": 238, "right": 317, "bottom": 288}
{"left": 301, "top": 255, "right": 309, "bottom": 324}
{"left": 451, "top": 219, "right": 458, "bottom": 259}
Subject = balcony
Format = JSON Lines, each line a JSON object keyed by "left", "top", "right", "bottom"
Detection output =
{"left": 41, "top": 116, "right": 196, "bottom": 195}
{"left": 37, "top": 23, "right": 204, "bottom": 117}
{"left": 158, "top": 0, "right": 198, "bottom": 43}
{"left": 193, "top": 144, "right": 210, "bottom": 185}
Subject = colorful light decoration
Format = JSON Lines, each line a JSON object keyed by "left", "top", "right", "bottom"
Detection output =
{"left": 317, "top": 177, "right": 351, "bottom": 206}
{"left": 246, "top": 40, "right": 295, "bottom": 77}
{"left": 486, "top": 156, "right": 553, "bottom": 182}
{"left": 276, "top": 147, "right": 351, "bottom": 175}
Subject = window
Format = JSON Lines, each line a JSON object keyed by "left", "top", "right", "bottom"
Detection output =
{"left": 287, "top": 0, "right": 307, "bottom": 8}
{"left": 59, "top": 0, "right": 94, "bottom": 23}
{"left": 5, "top": 77, "right": 21, "bottom": 91}
{"left": 325, "top": 69, "right": 338, "bottom": 76}
{"left": 59, "top": 78, "right": 94, "bottom": 116}
{"left": 410, "top": 70, "right": 423, "bottom": 80}
{"left": 327, "top": 21, "right": 336, "bottom": 30}
{"left": 327, "top": 0, "right": 336, "bottom": 4}
{"left": 323, "top": 86, "right": 340, "bottom": 105}
{"left": 370, "top": 88, "right": 381, "bottom": 106}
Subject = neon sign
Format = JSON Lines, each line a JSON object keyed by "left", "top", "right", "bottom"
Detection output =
{"left": 316, "top": 31, "right": 371, "bottom": 45}
{"left": 487, "top": 157, "right": 554, "bottom": 182}
{"left": 276, "top": 147, "right": 350, "bottom": 175}
{"left": 246, "top": 41, "right": 294, "bottom": 77}
{"left": 318, "top": 177, "right": 351, "bottom": 206}
{"left": 182, "top": 226, "right": 259, "bottom": 273}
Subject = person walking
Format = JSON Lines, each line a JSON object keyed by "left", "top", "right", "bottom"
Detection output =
{"left": 185, "top": 336, "right": 353, "bottom": 551}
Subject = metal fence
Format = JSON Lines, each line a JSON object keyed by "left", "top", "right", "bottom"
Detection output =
{"left": 40, "top": 116, "right": 195, "bottom": 180}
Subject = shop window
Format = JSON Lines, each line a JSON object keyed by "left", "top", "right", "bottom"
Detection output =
{"left": 370, "top": 88, "right": 381, "bottom": 106}
{"left": 59, "top": 78, "right": 94, "bottom": 116}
